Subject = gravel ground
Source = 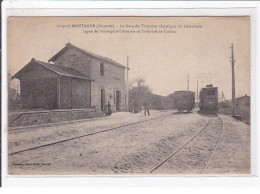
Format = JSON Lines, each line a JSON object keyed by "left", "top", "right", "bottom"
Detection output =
{"left": 9, "top": 111, "right": 208, "bottom": 175}
{"left": 203, "top": 115, "right": 250, "bottom": 174}
{"left": 8, "top": 111, "right": 250, "bottom": 175}
{"left": 8, "top": 110, "right": 171, "bottom": 154}
{"left": 151, "top": 116, "right": 223, "bottom": 174}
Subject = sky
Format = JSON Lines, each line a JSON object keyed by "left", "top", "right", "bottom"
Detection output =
{"left": 8, "top": 17, "right": 250, "bottom": 99}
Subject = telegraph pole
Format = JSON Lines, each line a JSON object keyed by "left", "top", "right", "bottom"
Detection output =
{"left": 222, "top": 91, "right": 226, "bottom": 114}
{"left": 126, "top": 56, "right": 129, "bottom": 112}
{"left": 191, "top": 75, "right": 200, "bottom": 106}
{"left": 197, "top": 80, "right": 199, "bottom": 106}
{"left": 230, "top": 44, "right": 236, "bottom": 117}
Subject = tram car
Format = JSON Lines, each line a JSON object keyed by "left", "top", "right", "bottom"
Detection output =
{"left": 174, "top": 91, "right": 195, "bottom": 112}
{"left": 199, "top": 84, "right": 218, "bottom": 113}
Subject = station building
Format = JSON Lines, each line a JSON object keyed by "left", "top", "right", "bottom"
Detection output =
{"left": 13, "top": 43, "right": 129, "bottom": 111}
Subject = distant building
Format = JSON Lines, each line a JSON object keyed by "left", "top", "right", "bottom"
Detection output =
{"left": 13, "top": 43, "right": 129, "bottom": 111}
{"left": 235, "top": 94, "right": 250, "bottom": 107}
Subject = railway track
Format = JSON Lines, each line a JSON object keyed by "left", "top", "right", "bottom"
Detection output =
{"left": 201, "top": 115, "right": 224, "bottom": 173}
{"left": 9, "top": 113, "right": 173, "bottom": 156}
{"left": 149, "top": 114, "right": 224, "bottom": 173}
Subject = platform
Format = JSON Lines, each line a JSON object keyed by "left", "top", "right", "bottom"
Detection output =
{"left": 8, "top": 108, "right": 103, "bottom": 127}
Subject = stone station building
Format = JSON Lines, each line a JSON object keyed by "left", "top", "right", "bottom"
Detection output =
{"left": 13, "top": 43, "right": 129, "bottom": 112}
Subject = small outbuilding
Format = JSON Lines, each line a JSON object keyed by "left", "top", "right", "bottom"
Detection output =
{"left": 12, "top": 58, "right": 93, "bottom": 109}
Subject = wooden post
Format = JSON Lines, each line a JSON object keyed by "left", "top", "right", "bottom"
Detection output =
{"left": 230, "top": 43, "right": 236, "bottom": 117}
{"left": 71, "top": 79, "right": 73, "bottom": 109}
{"left": 126, "top": 56, "right": 129, "bottom": 112}
{"left": 57, "top": 77, "right": 61, "bottom": 109}
{"left": 197, "top": 80, "right": 199, "bottom": 107}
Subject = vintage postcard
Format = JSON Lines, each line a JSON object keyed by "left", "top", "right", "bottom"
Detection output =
{"left": 7, "top": 16, "right": 251, "bottom": 175}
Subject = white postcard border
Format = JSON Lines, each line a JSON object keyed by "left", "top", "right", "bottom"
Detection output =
{"left": 1, "top": 1, "right": 259, "bottom": 187}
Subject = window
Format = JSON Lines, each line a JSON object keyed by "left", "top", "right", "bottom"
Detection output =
{"left": 100, "top": 62, "right": 104, "bottom": 76}
{"left": 206, "top": 90, "right": 215, "bottom": 96}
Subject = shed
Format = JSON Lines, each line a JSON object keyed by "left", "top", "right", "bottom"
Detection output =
{"left": 12, "top": 58, "right": 93, "bottom": 109}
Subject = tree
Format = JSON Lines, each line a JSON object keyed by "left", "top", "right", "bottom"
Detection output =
{"left": 8, "top": 71, "right": 21, "bottom": 109}
{"left": 128, "top": 78, "right": 152, "bottom": 112}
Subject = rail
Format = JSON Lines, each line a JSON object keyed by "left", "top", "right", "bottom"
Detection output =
{"left": 9, "top": 113, "right": 173, "bottom": 156}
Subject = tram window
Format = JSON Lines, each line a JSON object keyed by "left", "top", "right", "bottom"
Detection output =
{"left": 206, "top": 90, "right": 215, "bottom": 95}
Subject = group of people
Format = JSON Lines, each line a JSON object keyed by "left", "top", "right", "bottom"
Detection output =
{"left": 104, "top": 99, "right": 151, "bottom": 117}
{"left": 138, "top": 99, "right": 151, "bottom": 116}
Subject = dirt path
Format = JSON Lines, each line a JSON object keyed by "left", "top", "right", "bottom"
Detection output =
{"left": 8, "top": 111, "right": 172, "bottom": 154}
{"left": 151, "top": 116, "right": 223, "bottom": 174}
{"left": 203, "top": 115, "right": 250, "bottom": 174}
{"left": 8, "top": 112, "right": 250, "bottom": 175}
{"left": 9, "top": 112, "right": 208, "bottom": 175}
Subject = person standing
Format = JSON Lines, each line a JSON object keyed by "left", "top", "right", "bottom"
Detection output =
{"left": 107, "top": 101, "right": 112, "bottom": 115}
{"left": 143, "top": 99, "right": 150, "bottom": 116}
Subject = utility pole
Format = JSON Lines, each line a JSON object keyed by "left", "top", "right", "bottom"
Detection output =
{"left": 191, "top": 75, "right": 201, "bottom": 106}
{"left": 126, "top": 56, "right": 129, "bottom": 112}
{"left": 222, "top": 91, "right": 226, "bottom": 114}
{"left": 230, "top": 43, "right": 236, "bottom": 117}
{"left": 197, "top": 80, "right": 199, "bottom": 107}
{"left": 187, "top": 74, "right": 189, "bottom": 91}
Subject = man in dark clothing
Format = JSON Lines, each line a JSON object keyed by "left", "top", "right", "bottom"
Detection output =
{"left": 107, "top": 101, "right": 112, "bottom": 116}
{"left": 143, "top": 99, "right": 150, "bottom": 116}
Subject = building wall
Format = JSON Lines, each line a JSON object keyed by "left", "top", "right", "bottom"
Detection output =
{"left": 19, "top": 63, "right": 58, "bottom": 80}
{"left": 54, "top": 48, "right": 92, "bottom": 78}
{"left": 90, "top": 58, "right": 126, "bottom": 111}
{"left": 59, "top": 77, "right": 91, "bottom": 109}
{"left": 19, "top": 64, "right": 58, "bottom": 109}
{"left": 20, "top": 78, "right": 58, "bottom": 109}
{"left": 236, "top": 96, "right": 250, "bottom": 107}
{"left": 19, "top": 63, "right": 92, "bottom": 109}
{"left": 53, "top": 47, "right": 127, "bottom": 111}
{"left": 71, "top": 79, "right": 91, "bottom": 109}
{"left": 60, "top": 78, "right": 72, "bottom": 109}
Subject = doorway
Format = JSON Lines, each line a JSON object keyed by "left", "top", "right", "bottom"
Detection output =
{"left": 101, "top": 89, "right": 105, "bottom": 111}
{"left": 116, "top": 91, "right": 121, "bottom": 111}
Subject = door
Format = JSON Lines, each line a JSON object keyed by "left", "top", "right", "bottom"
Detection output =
{"left": 116, "top": 91, "right": 121, "bottom": 111}
{"left": 101, "top": 89, "right": 105, "bottom": 111}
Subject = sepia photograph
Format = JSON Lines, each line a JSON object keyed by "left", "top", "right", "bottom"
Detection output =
{"left": 6, "top": 16, "right": 251, "bottom": 175}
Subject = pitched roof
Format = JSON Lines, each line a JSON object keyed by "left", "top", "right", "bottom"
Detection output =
{"left": 48, "top": 43, "right": 130, "bottom": 70}
{"left": 12, "top": 58, "right": 93, "bottom": 81}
